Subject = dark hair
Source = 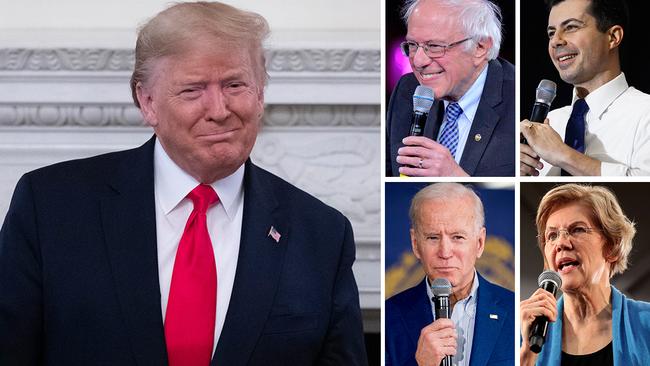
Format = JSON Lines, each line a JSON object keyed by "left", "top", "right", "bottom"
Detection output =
{"left": 546, "top": 0, "right": 629, "bottom": 33}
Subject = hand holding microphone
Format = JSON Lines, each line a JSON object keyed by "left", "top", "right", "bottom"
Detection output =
{"left": 520, "top": 80, "right": 557, "bottom": 175}
{"left": 416, "top": 278, "right": 455, "bottom": 366}
{"left": 398, "top": 86, "right": 467, "bottom": 177}
{"left": 520, "top": 271, "right": 561, "bottom": 364}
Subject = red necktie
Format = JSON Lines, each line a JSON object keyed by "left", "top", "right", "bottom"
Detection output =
{"left": 165, "top": 184, "right": 218, "bottom": 366}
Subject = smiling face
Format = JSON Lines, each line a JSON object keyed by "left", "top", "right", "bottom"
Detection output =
{"left": 406, "top": 0, "right": 490, "bottom": 101}
{"left": 543, "top": 202, "right": 612, "bottom": 293}
{"left": 547, "top": 0, "right": 620, "bottom": 92}
{"left": 410, "top": 195, "right": 485, "bottom": 295}
{"left": 137, "top": 39, "right": 264, "bottom": 183}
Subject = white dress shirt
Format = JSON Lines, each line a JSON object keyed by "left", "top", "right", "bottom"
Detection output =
{"left": 437, "top": 64, "right": 488, "bottom": 164}
{"left": 153, "top": 139, "right": 244, "bottom": 356}
{"left": 427, "top": 271, "right": 479, "bottom": 366}
{"left": 540, "top": 72, "right": 650, "bottom": 176}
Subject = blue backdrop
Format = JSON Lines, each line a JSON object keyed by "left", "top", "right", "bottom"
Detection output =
{"left": 385, "top": 182, "right": 514, "bottom": 298}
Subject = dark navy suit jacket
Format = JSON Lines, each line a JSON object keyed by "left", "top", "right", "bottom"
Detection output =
{"left": 385, "top": 273, "right": 514, "bottom": 366}
{"left": 386, "top": 58, "right": 515, "bottom": 177}
{"left": 0, "top": 137, "right": 367, "bottom": 366}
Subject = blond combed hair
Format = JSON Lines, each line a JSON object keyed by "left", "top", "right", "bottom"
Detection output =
{"left": 536, "top": 184, "right": 636, "bottom": 277}
{"left": 130, "top": 1, "right": 270, "bottom": 108}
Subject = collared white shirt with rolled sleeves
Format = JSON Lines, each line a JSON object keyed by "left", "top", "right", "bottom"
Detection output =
{"left": 153, "top": 139, "right": 244, "bottom": 357}
{"left": 426, "top": 271, "right": 479, "bottom": 366}
{"left": 540, "top": 72, "right": 650, "bottom": 176}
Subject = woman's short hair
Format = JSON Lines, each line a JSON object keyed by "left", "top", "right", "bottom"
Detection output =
{"left": 536, "top": 184, "right": 635, "bottom": 276}
{"left": 130, "top": 1, "right": 270, "bottom": 108}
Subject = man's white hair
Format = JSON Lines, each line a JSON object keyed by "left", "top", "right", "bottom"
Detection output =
{"left": 401, "top": 0, "right": 503, "bottom": 60}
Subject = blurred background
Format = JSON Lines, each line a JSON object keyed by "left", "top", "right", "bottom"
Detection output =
{"left": 521, "top": 182, "right": 650, "bottom": 302}
{"left": 385, "top": 182, "right": 514, "bottom": 299}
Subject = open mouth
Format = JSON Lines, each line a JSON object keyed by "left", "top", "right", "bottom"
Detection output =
{"left": 557, "top": 257, "right": 580, "bottom": 273}
{"left": 420, "top": 70, "right": 444, "bottom": 80}
{"left": 557, "top": 53, "right": 577, "bottom": 62}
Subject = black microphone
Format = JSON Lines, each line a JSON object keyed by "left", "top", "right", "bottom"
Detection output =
{"left": 431, "top": 278, "right": 452, "bottom": 366}
{"left": 529, "top": 270, "right": 562, "bottom": 353}
{"left": 400, "top": 85, "right": 434, "bottom": 177}
{"left": 410, "top": 85, "right": 434, "bottom": 136}
{"left": 522, "top": 80, "right": 557, "bottom": 144}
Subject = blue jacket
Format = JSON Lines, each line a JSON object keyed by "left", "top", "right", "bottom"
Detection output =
{"left": 386, "top": 273, "right": 514, "bottom": 366}
{"left": 536, "top": 286, "right": 650, "bottom": 365}
{"left": 386, "top": 58, "right": 515, "bottom": 177}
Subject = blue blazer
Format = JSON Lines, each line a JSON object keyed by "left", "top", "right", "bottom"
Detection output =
{"left": 0, "top": 136, "right": 367, "bottom": 366}
{"left": 386, "top": 273, "right": 514, "bottom": 366}
{"left": 386, "top": 58, "right": 515, "bottom": 177}
{"left": 536, "top": 286, "right": 650, "bottom": 365}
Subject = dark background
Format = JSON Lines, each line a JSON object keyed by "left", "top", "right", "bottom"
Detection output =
{"left": 520, "top": 1, "right": 650, "bottom": 119}
{"left": 521, "top": 182, "right": 650, "bottom": 302}
{"left": 385, "top": 0, "right": 515, "bottom": 105}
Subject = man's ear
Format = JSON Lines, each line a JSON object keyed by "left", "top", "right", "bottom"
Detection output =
{"left": 136, "top": 82, "right": 157, "bottom": 127}
{"left": 256, "top": 85, "right": 265, "bottom": 121}
{"left": 476, "top": 227, "right": 486, "bottom": 259}
{"left": 473, "top": 37, "right": 493, "bottom": 64}
{"left": 608, "top": 25, "right": 624, "bottom": 50}
{"left": 410, "top": 228, "right": 421, "bottom": 261}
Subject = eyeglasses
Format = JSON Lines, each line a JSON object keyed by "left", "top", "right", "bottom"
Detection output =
{"left": 540, "top": 224, "right": 602, "bottom": 245}
{"left": 400, "top": 37, "right": 473, "bottom": 58}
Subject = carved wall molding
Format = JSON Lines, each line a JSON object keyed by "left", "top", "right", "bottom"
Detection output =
{"left": 266, "top": 49, "right": 379, "bottom": 73}
{"left": 0, "top": 49, "right": 134, "bottom": 71}
{"left": 0, "top": 104, "right": 379, "bottom": 127}
{"left": 264, "top": 105, "right": 379, "bottom": 126}
{"left": 0, "top": 104, "right": 143, "bottom": 127}
{"left": 0, "top": 48, "right": 380, "bottom": 73}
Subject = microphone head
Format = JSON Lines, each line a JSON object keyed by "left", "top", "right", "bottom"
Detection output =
{"left": 535, "top": 79, "right": 557, "bottom": 106}
{"left": 537, "top": 270, "right": 562, "bottom": 289}
{"left": 431, "top": 278, "right": 452, "bottom": 297}
{"left": 413, "top": 85, "right": 434, "bottom": 114}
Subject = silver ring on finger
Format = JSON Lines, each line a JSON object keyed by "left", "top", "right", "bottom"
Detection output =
{"left": 418, "top": 158, "right": 424, "bottom": 169}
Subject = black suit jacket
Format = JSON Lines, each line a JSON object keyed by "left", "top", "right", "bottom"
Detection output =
{"left": 386, "top": 58, "right": 515, "bottom": 177}
{"left": 0, "top": 137, "right": 367, "bottom": 366}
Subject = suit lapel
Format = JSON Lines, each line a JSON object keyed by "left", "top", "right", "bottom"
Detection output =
{"left": 459, "top": 60, "right": 504, "bottom": 176}
{"left": 405, "top": 280, "right": 435, "bottom": 351}
{"left": 469, "top": 274, "right": 506, "bottom": 366}
{"left": 424, "top": 100, "right": 445, "bottom": 141}
{"left": 100, "top": 136, "right": 168, "bottom": 365}
{"left": 213, "top": 161, "right": 288, "bottom": 366}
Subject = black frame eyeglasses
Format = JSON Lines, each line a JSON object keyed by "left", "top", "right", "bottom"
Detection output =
{"left": 400, "top": 37, "right": 473, "bottom": 58}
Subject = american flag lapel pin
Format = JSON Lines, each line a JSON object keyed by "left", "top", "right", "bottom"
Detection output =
{"left": 268, "top": 226, "right": 281, "bottom": 243}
